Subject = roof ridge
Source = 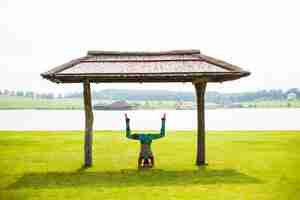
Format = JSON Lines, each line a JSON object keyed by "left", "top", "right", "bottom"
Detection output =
{"left": 87, "top": 50, "right": 201, "bottom": 56}
{"left": 81, "top": 58, "right": 204, "bottom": 63}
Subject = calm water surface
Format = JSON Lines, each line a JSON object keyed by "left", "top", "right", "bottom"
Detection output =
{"left": 1, "top": 109, "right": 300, "bottom": 131}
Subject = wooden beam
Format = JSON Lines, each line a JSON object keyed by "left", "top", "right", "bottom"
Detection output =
{"left": 194, "top": 82, "right": 207, "bottom": 165}
{"left": 83, "top": 80, "right": 94, "bottom": 167}
{"left": 192, "top": 77, "right": 211, "bottom": 84}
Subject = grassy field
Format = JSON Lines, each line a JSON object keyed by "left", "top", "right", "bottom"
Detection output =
{"left": 241, "top": 100, "right": 300, "bottom": 108}
{"left": 0, "top": 96, "right": 178, "bottom": 110}
{"left": 0, "top": 96, "right": 184, "bottom": 110}
{"left": 0, "top": 96, "right": 83, "bottom": 110}
{"left": 0, "top": 131, "right": 300, "bottom": 200}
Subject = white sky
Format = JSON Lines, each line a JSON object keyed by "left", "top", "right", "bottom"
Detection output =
{"left": 1, "top": 0, "right": 299, "bottom": 94}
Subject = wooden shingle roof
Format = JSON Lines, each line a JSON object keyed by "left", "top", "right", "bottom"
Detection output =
{"left": 41, "top": 50, "right": 250, "bottom": 83}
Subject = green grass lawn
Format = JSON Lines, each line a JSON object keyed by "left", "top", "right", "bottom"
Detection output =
{"left": 0, "top": 131, "right": 300, "bottom": 200}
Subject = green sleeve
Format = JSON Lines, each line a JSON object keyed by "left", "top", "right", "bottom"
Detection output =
{"left": 149, "top": 118, "right": 166, "bottom": 140}
{"left": 126, "top": 119, "right": 139, "bottom": 140}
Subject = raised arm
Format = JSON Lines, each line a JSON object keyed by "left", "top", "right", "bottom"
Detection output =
{"left": 150, "top": 113, "right": 166, "bottom": 140}
{"left": 125, "top": 114, "right": 139, "bottom": 140}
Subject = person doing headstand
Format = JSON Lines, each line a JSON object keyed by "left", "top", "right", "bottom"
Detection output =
{"left": 125, "top": 113, "right": 166, "bottom": 168}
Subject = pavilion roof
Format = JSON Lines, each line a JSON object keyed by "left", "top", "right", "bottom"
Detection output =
{"left": 41, "top": 50, "right": 250, "bottom": 83}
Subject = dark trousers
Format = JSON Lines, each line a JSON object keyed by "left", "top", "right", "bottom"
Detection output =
{"left": 138, "top": 156, "right": 154, "bottom": 167}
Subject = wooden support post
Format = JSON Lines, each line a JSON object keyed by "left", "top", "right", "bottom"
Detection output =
{"left": 194, "top": 82, "right": 207, "bottom": 165}
{"left": 83, "top": 80, "right": 94, "bottom": 167}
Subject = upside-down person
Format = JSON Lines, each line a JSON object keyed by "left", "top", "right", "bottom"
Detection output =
{"left": 125, "top": 113, "right": 166, "bottom": 168}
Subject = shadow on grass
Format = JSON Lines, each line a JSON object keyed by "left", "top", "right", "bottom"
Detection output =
{"left": 7, "top": 167, "right": 261, "bottom": 189}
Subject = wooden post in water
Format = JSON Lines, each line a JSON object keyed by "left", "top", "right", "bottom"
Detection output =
{"left": 83, "top": 80, "right": 94, "bottom": 167}
{"left": 194, "top": 82, "right": 207, "bottom": 165}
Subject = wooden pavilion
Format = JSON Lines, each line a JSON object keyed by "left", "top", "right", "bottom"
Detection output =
{"left": 41, "top": 50, "right": 250, "bottom": 167}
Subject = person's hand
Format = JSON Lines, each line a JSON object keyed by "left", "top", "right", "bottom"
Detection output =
{"left": 162, "top": 113, "right": 166, "bottom": 120}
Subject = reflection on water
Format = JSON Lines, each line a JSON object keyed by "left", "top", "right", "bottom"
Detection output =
{"left": 1, "top": 108, "right": 300, "bottom": 131}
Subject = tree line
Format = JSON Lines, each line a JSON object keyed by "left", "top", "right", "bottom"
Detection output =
{"left": 1, "top": 88, "right": 299, "bottom": 104}
{"left": 91, "top": 88, "right": 299, "bottom": 104}
{"left": 0, "top": 89, "right": 57, "bottom": 99}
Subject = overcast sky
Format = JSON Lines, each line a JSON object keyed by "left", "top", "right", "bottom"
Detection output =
{"left": 1, "top": 0, "right": 299, "bottom": 94}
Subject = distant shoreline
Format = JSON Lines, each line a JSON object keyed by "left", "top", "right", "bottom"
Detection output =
{"left": 1, "top": 95, "right": 300, "bottom": 110}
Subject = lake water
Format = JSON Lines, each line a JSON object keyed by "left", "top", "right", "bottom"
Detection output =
{"left": 1, "top": 108, "right": 300, "bottom": 131}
